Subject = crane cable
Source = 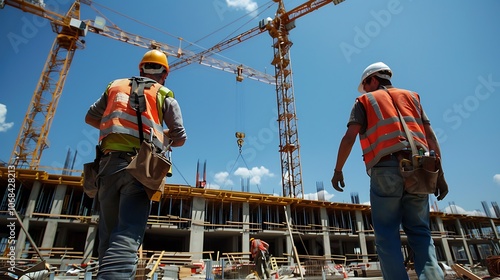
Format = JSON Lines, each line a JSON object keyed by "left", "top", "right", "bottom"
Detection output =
{"left": 194, "top": 1, "right": 275, "bottom": 48}
{"left": 89, "top": 2, "right": 199, "bottom": 48}
{"left": 89, "top": 1, "right": 275, "bottom": 58}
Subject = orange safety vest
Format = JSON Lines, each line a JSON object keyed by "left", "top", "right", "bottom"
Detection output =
{"left": 251, "top": 239, "right": 268, "bottom": 258}
{"left": 99, "top": 78, "right": 164, "bottom": 149}
{"left": 357, "top": 88, "right": 428, "bottom": 171}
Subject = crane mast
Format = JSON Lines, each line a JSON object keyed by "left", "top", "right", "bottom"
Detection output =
{"left": 267, "top": 0, "right": 345, "bottom": 198}
{"left": 8, "top": 0, "right": 86, "bottom": 169}
{"left": 4, "top": 0, "right": 346, "bottom": 198}
{"left": 269, "top": 1, "right": 303, "bottom": 198}
{"left": 3, "top": 0, "right": 273, "bottom": 170}
{"left": 174, "top": 0, "right": 345, "bottom": 198}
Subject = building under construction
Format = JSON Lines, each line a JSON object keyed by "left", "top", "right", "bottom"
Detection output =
{"left": 1, "top": 0, "right": 500, "bottom": 278}
{"left": 1, "top": 166, "right": 499, "bottom": 277}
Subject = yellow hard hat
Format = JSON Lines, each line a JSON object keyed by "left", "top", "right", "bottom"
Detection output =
{"left": 250, "top": 238, "right": 255, "bottom": 242}
{"left": 139, "top": 49, "right": 169, "bottom": 74}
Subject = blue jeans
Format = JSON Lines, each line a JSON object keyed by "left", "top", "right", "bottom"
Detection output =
{"left": 370, "top": 158, "right": 443, "bottom": 280}
{"left": 97, "top": 154, "right": 151, "bottom": 280}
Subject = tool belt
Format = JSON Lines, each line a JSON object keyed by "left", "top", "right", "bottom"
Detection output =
{"left": 400, "top": 154, "right": 439, "bottom": 194}
{"left": 101, "top": 150, "right": 135, "bottom": 163}
{"left": 379, "top": 150, "right": 412, "bottom": 162}
{"left": 125, "top": 140, "right": 171, "bottom": 201}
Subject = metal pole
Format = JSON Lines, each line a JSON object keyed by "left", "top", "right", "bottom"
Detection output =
{"left": 283, "top": 206, "right": 304, "bottom": 280}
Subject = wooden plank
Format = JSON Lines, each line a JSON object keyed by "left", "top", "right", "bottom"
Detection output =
{"left": 451, "top": 264, "right": 482, "bottom": 280}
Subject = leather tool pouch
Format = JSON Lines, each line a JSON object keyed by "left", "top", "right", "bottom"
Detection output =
{"left": 400, "top": 155, "right": 439, "bottom": 194}
{"left": 83, "top": 145, "right": 103, "bottom": 198}
{"left": 125, "top": 77, "right": 170, "bottom": 201}
{"left": 125, "top": 140, "right": 171, "bottom": 200}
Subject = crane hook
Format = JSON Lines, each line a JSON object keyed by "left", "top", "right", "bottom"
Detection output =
{"left": 235, "top": 132, "right": 245, "bottom": 153}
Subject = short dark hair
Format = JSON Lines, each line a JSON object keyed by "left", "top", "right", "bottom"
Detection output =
{"left": 374, "top": 75, "right": 392, "bottom": 86}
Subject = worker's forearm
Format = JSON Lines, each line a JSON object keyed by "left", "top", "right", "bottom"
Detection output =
{"left": 424, "top": 124, "right": 442, "bottom": 157}
{"left": 85, "top": 115, "right": 101, "bottom": 129}
{"left": 335, "top": 134, "right": 356, "bottom": 171}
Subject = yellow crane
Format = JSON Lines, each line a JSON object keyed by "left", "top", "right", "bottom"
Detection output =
{"left": 177, "top": 0, "right": 346, "bottom": 198}
{"left": 4, "top": 0, "right": 347, "bottom": 199}
{"left": 2, "top": 0, "right": 274, "bottom": 170}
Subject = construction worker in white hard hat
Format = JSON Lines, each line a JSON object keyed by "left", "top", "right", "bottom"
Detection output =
{"left": 85, "top": 49, "right": 187, "bottom": 279}
{"left": 330, "top": 62, "right": 448, "bottom": 279}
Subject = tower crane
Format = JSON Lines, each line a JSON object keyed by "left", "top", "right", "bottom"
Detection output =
{"left": 176, "top": 0, "right": 345, "bottom": 198}
{"left": 2, "top": 0, "right": 274, "bottom": 170}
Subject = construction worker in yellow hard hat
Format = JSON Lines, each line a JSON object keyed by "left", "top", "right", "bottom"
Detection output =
{"left": 250, "top": 238, "right": 271, "bottom": 279}
{"left": 85, "top": 49, "right": 187, "bottom": 279}
{"left": 139, "top": 49, "right": 170, "bottom": 86}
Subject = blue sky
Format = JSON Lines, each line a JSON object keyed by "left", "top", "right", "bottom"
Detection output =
{"left": 1, "top": 0, "right": 499, "bottom": 216}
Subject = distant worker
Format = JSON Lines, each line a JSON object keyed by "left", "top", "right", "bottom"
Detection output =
{"left": 250, "top": 237, "right": 271, "bottom": 279}
{"left": 330, "top": 62, "right": 448, "bottom": 279}
{"left": 85, "top": 49, "right": 187, "bottom": 279}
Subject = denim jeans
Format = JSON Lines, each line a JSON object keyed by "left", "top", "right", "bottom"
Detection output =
{"left": 97, "top": 154, "right": 151, "bottom": 280}
{"left": 370, "top": 158, "right": 443, "bottom": 280}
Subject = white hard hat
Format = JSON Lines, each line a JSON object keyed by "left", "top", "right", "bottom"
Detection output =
{"left": 358, "top": 62, "right": 392, "bottom": 93}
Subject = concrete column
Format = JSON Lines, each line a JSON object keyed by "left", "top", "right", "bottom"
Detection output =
{"left": 284, "top": 205, "right": 294, "bottom": 265}
{"left": 83, "top": 219, "right": 98, "bottom": 261}
{"left": 355, "top": 210, "right": 369, "bottom": 263}
{"left": 242, "top": 202, "right": 250, "bottom": 254}
{"left": 189, "top": 196, "right": 205, "bottom": 260}
{"left": 39, "top": 184, "right": 67, "bottom": 253}
{"left": 25, "top": 181, "right": 42, "bottom": 218}
{"left": 50, "top": 184, "right": 67, "bottom": 215}
{"left": 320, "top": 208, "right": 332, "bottom": 261}
{"left": 15, "top": 181, "right": 42, "bottom": 257}
{"left": 435, "top": 216, "right": 453, "bottom": 265}
{"left": 41, "top": 220, "right": 58, "bottom": 248}
{"left": 455, "top": 218, "right": 474, "bottom": 265}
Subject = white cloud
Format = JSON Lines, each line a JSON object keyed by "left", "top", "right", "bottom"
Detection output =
{"left": 303, "top": 190, "right": 335, "bottom": 201}
{"left": 442, "top": 205, "right": 486, "bottom": 217}
{"left": 226, "top": 0, "right": 258, "bottom": 17}
{"left": 0, "top": 104, "right": 14, "bottom": 132}
{"left": 493, "top": 174, "right": 500, "bottom": 185}
{"left": 234, "top": 166, "right": 274, "bottom": 185}
{"left": 205, "top": 183, "right": 221, "bottom": 190}
{"left": 214, "top": 171, "right": 233, "bottom": 186}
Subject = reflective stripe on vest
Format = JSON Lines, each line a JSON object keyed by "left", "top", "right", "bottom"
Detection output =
{"left": 358, "top": 88, "right": 428, "bottom": 170}
{"left": 251, "top": 240, "right": 261, "bottom": 256}
{"left": 99, "top": 78, "right": 164, "bottom": 149}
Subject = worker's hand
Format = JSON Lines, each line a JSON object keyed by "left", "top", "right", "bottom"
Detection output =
{"left": 434, "top": 158, "right": 448, "bottom": 201}
{"left": 331, "top": 170, "right": 345, "bottom": 192}
{"left": 435, "top": 172, "right": 448, "bottom": 201}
